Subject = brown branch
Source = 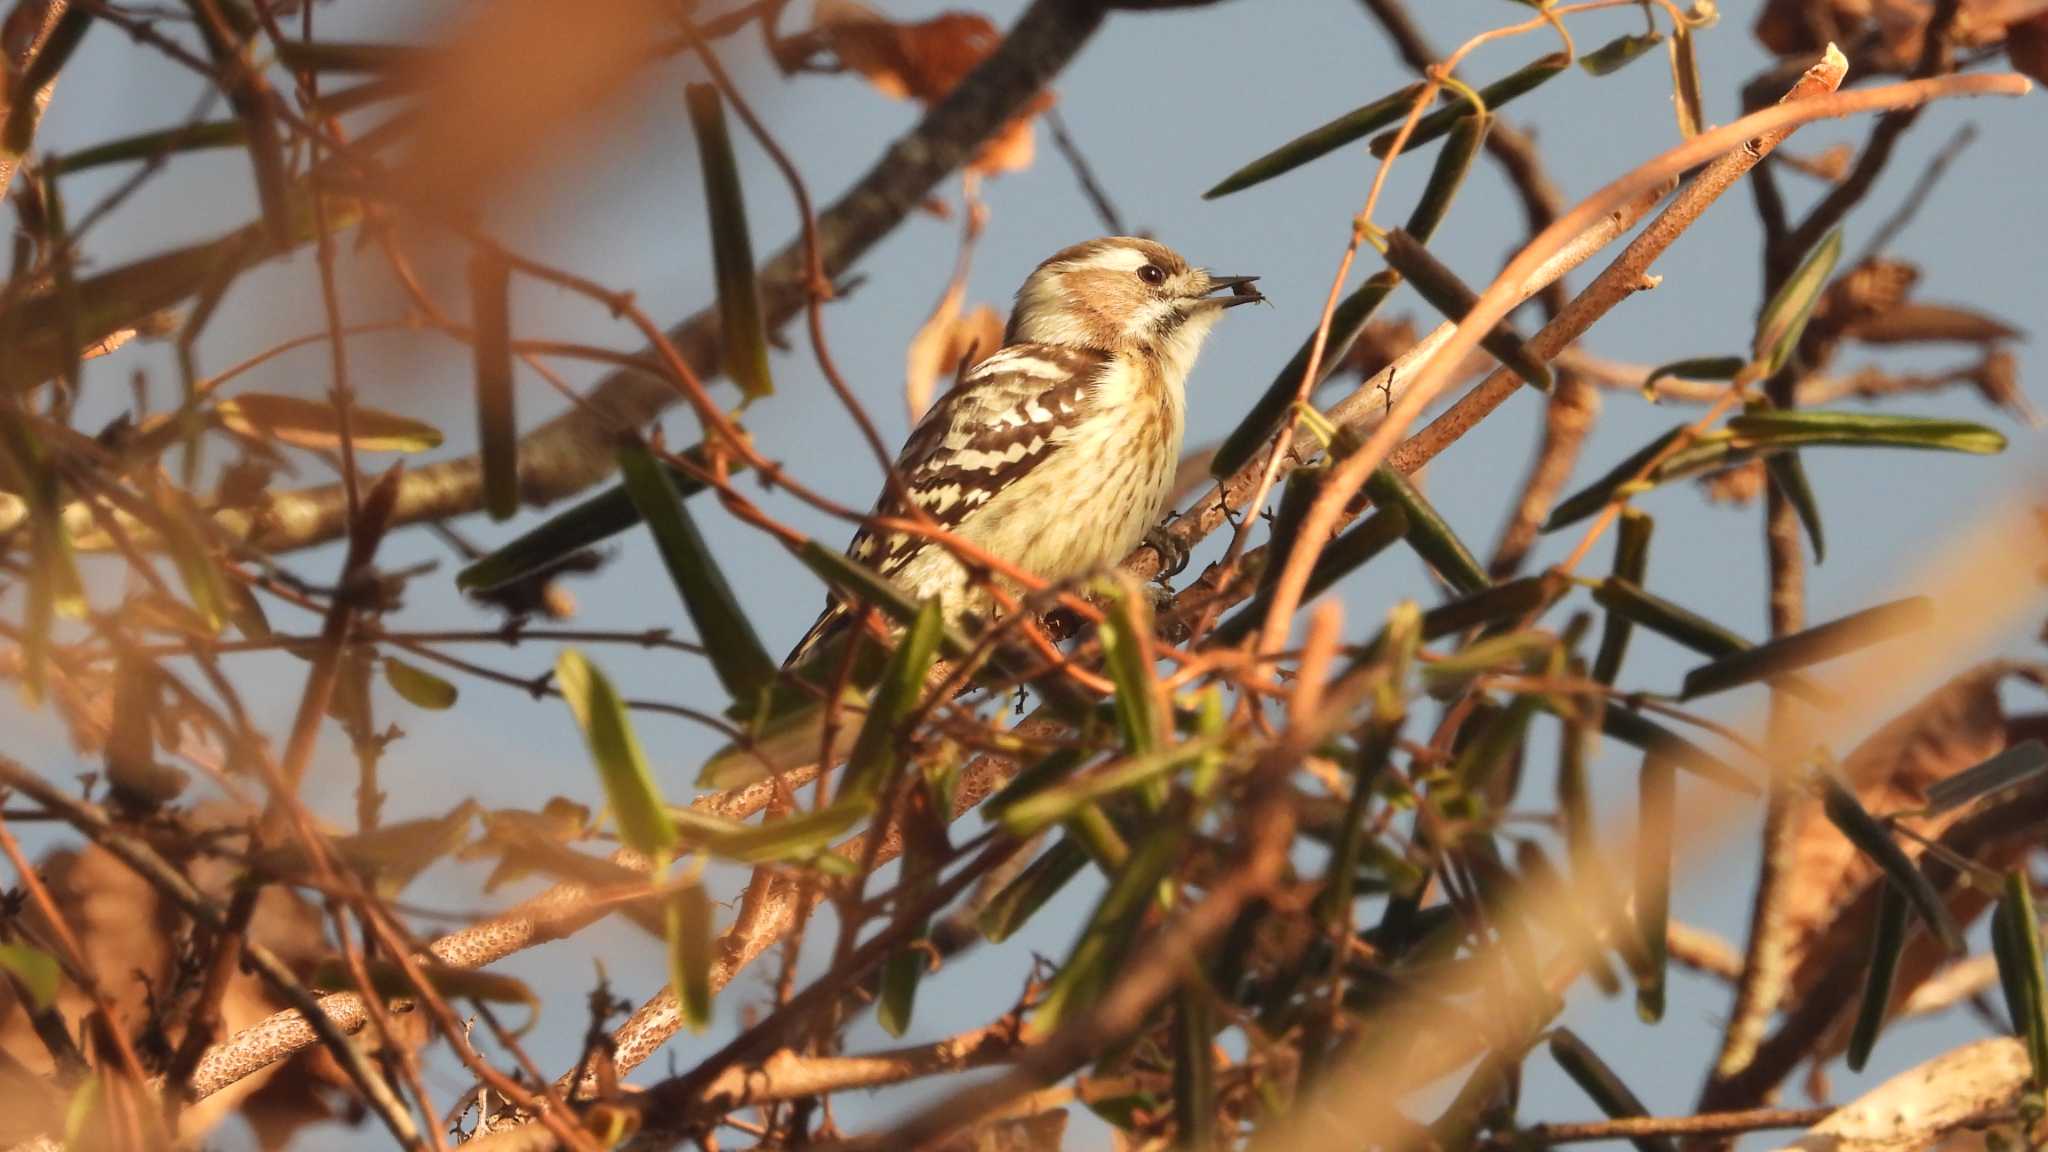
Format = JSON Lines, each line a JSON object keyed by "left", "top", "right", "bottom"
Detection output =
{"left": 1503, "top": 1107, "right": 1835, "bottom": 1146}
{"left": 1554, "top": 349, "right": 1995, "bottom": 406}
{"left": 0, "top": 809, "right": 154, "bottom": 1146}
{"left": 160, "top": 885, "right": 256, "bottom": 1124}
{"left": 686, "top": 1021, "right": 1021, "bottom": 1115}
{"left": 1352, "top": 0, "right": 1580, "bottom": 579}
{"left": 1354, "top": 0, "right": 1568, "bottom": 247}
{"left": 1043, "top": 104, "right": 1127, "bottom": 235}
{"left": 1284, "top": 61, "right": 2032, "bottom": 639}
{"left": 1490, "top": 375, "right": 1599, "bottom": 577}
{"left": 0, "top": 0, "right": 68, "bottom": 204}
{"left": 1374, "top": 51, "right": 1868, "bottom": 485}
{"left": 181, "top": 771, "right": 799, "bottom": 1103}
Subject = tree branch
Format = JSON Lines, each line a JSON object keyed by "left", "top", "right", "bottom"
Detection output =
{"left": 182, "top": 771, "right": 800, "bottom": 1103}
{"left": 0, "top": 1, "right": 68, "bottom": 204}
{"left": 240, "top": 0, "right": 1112, "bottom": 555}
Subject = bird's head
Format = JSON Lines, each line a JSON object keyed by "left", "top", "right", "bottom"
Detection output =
{"left": 1005, "top": 237, "right": 1260, "bottom": 368}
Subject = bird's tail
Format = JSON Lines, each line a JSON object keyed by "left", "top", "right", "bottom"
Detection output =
{"left": 781, "top": 601, "right": 852, "bottom": 671}
{"left": 693, "top": 601, "right": 866, "bottom": 789}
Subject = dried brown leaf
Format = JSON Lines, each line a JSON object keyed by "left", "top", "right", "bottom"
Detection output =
{"left": 1801, "top": 257, "right": 1921, "bottom": 365}
{"left": 1755, "top": 0, "right": 2039, "bottom": 62}
{"left": 813, "top": 0, "right": 999, "bottom": 101}
{"left": 2012, "top": 13, "right": 2048, "bottom": 84}
{"left": 1779, "top": 662, "right": 2048, "bottom": 1034}
{"left": 1701, "top": 459, "right": 1767, "bottom": 506}
{"left": 809, "top": 0, "right": 1047, "bottom": 177}
{"left": 906, "top": 289, "right": 1003, "bottom": 419}
{"left": 971, "top": 89, "right": 1054, "bottom": 176}
{"left": 1846, "top": 301, "right": 2027, "bottom": 345}
{"left": 0, "top": 807, "right": 411, "bottom": 1144}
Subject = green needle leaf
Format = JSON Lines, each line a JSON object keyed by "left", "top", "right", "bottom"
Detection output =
{"left": 1368, "top": 54, "right": 1569, "bottom": 157}
{"left": 1546, "top": 427, "right": 1685, "bottom": 532}
{"left": 1725, "top": 409, "right": 2008, "bottom": 454}
{"left": 1679, "top": 597, "right": 1933, "bottom": 701}
{"left": 1640, "top": 356, "right": 1744, "bottom": 401}
{"left": 1765, "top": 451, "right": 1825, "bottom": 563}
{"left": 470, "top": 248, "right": 519, "bottom": 521}
{"left": 1580, "top": 32, "right": 1665, "bottom": 76}
{"left": 617, "top": 440, "right": 776, "bottom": 705}
{"left": 1755, "top": 228, "right": 1843, "bottom": 377}
{"left": 1380, "top": 229, "right": 1552, "bottom": 393}
{"left": 1635, "top": 755, "right": 1674, "bottom": 1022}
{"left": 1993, "top": 872, "right": 2048, "bottom": 1090}
{"left": 1922, "top": 741, "right": 2048, "bottom": 816}
{"left": 1549, "top": 1028, "right": 1676, "bottom": 1152}
{"left": 1594, "top": 578, "right": 1836, "bottom": 707}
{"left": 668, "top": 883, "right": 714, "bottom": 1031}
{"left": 1099, "top": 576, "right": 1166, "bottom": 758}
{"left": 1592, "top": 510, "right": 1653, "bottom": 686}
{"left": 1417, "top": 574, "right": 1565, "bottom": 641}
{"left": 454, "top": 442, "right": 733, "bottom": 592}
{"left": 686, "top": 84, "right": 772, "bottom": 401}
{"left": 555, "top": 649, "right": 676, "bottom": 859}
{"left": 1203, "top": 82, "right": 1426, "bottom": 198}
{"left": 1820, "top": 776, "right": 1962, "bottom": 956}
{"left": 979, "top": 836, "right": 1090, "bottom": 943}
{"left": 384, "top": 657, "right": 459, "bottom": 710}
{"left": 838, "top": 599, "right": 945, "bottom": 804}
{"left": 1365, "top": 466, "right": 1490, "bottom": 595}
{"left": 216, "top": 394, "right": 444, "bottom": 453}
{"left": 1846, "top": 880, "right": 1909, "bottom": 1072}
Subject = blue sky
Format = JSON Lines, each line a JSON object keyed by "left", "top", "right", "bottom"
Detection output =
{"left": 6, "top": 1, "right": 2046, "bottom": 1147}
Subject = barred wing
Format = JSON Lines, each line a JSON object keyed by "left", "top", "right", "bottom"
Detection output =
{"left": 784, "top": 343, "right": 1106, "bottom": 667}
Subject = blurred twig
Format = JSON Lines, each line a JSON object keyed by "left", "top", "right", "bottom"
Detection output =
{"left": 0, "top": 1, "right": 68, "bottom": 202}
{"left": 1044, "top": 104, "right": 1127, "bottom": 235}
{"left": 1502, "top": 1107, "right": 1835, "bottom": 1146}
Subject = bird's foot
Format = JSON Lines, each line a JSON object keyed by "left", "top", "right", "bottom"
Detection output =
{"left": 1145, "top": 524, "right": 1190, "bottom": 583}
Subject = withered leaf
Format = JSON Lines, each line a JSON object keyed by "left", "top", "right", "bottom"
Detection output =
{"left": 906, "top": 284, "right": 1003, "bottom": 420}
{"left": 1778, "top": 662, "right": 2048, "bottom": 1051}
{"left": 808, "top": 0, "right": 1049, "bottom": 176}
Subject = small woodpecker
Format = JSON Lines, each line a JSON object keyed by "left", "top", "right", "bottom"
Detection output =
{"left": 787, "top": 235, "right": 1261, "bottom": 666}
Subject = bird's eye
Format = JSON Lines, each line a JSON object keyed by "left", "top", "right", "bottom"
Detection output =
{"left": 1137, "top": 264, "right": 1166, "bottom": 286}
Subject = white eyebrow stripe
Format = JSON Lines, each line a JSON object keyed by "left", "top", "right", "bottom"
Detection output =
{"left": 1073, "top": 245, "right": 1150, "bottom": 273}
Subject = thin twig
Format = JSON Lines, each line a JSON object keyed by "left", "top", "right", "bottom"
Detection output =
{"left": 1504, "top": 1106, "right": 1835, "bottom": 1145}
{"left": 1043, "top": 104, "right": 1126, "bottom": 235}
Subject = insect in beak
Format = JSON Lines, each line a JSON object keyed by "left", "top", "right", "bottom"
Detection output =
{"left": 1201, "top": 275, "right": 1264, "bottom": 308}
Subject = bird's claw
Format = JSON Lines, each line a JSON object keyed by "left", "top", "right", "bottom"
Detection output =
{"left": 1145, "top": 525, "right": 1190, "bottom": 583}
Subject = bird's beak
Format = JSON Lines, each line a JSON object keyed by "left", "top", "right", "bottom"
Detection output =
{"left": 1200, "top": 275, "right": 1264, "bottom": 308}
